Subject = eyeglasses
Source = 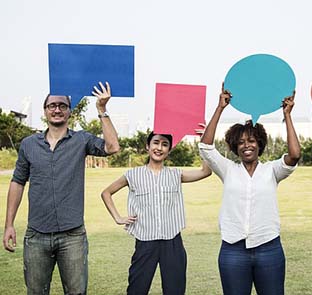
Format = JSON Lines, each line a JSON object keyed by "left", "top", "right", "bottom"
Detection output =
{"left": 45, "top": 103, "right": 69, "bottom": 111}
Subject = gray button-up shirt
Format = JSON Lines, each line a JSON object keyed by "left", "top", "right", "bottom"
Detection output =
{"left": 12, "top": 129, "right": 107, "bottom": 233}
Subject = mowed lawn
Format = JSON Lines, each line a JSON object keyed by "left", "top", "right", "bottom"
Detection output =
{"left": 0, "top": 167, "right": 311, "bottom": 295}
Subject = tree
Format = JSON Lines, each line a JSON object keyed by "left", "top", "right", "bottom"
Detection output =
{"left": 68, "top": 97, "right": 89, "bottom": 129}
{"left": 166, "top": 141, "right": 196, "bottom": 166}
{"left": 0, "top": 108, "right": 34, "bottom": 151}
{"left": 215, "top": 138, "right": 239, "bottom": 162}
{"left": 107, "top": 131, "right": 150, "bottom": 167}
{"left": 127, "top": 130, "right": 151, "bottom": 154}
{"left": 301, "top": 138, "right": 312, "bottom": 165}
{"left": 82, "top": 119, "right": 102, "bottom": 136}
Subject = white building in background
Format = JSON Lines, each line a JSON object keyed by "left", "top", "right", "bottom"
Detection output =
{"left": 21, "top": 96, "right": 32, "bottom": 127}
{"left": 1, "top": 96, "right": 33, "bottom": 127}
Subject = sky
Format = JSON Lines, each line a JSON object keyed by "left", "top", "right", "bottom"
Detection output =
{"left": 1, "top": 0, "right": 312, "bottom": 134}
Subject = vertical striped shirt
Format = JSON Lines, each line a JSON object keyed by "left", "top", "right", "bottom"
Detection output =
{"left": 125, "top": 165, "right": 185, "bottom": 241}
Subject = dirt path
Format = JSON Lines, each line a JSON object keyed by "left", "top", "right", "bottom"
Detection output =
{"left": 0, "top": 170, "right": 13, "bottom": 175}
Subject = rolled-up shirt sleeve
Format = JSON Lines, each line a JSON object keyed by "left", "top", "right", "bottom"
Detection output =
{"left": 83, "top": 131, "right": 108, "bottom": 157}
{"left": 272, "top": 153, "right": 297, "bottom": 183}
{"left": 12, "top": 140, "right": 30, "bottom": 185}
{"left": 198, "top": 142, "right": 232, "bottom": 181}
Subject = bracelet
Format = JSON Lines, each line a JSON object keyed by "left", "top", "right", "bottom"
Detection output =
{"left": 98, "top": 111, "right": 109, "bottom": 118}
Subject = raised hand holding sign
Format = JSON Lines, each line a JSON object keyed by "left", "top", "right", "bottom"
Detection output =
{"left": 48, "top": 43, "right": 134, "bottom": 109}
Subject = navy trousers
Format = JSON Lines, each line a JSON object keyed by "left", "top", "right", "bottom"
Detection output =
{"left": 127, "top": 233, "right": 187, "bottom": 295}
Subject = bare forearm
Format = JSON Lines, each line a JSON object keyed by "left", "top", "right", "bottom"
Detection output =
{"left": 93, "top": 81, "right": 120, "bottom": 155}
{"left": 5, "top": 182, "right": 24, "bottom": 228}
{"left": 284, "top": 114, "right": 301, "bottom": 163}
{"left": 201, "top": 106, "right": 224, "bottom": 144}
{"left": 101, "top": 191, "right": 122, "bottom": 222}
{"left": 182, "top": 161, "right": 212, "bottom": 183}
{"left": 100, "top": 117, "right": 120, "bottom": 154}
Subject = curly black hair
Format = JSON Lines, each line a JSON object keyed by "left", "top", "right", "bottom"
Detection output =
{"left": 225, "top": 120, "right": 268, "bottom": 156}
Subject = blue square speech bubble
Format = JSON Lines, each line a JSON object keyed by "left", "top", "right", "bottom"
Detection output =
{"left": 48, "top": 43, "right": 135, "bottom": 108}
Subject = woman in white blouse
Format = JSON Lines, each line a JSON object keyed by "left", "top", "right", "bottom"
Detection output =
{"left": 102, "top": 131, "right": 211, "bottom": 295}
{"left": 198, "top": 84, "right": 301, "bottom": 295}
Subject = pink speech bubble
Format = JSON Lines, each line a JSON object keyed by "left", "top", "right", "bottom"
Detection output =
{"left": 154, "top": 83, "right": 206, "bottom": 147}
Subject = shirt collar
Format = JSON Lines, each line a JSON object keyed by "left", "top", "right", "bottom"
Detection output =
{"left": 39, "top": 128, "right": 73, "bottom": 141}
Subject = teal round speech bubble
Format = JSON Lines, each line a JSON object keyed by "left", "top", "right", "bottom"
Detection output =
{"left": 224, "top": 54, "right": 296, "bottom": 124}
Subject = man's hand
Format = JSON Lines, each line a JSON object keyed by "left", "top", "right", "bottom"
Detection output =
{"left": 3, "top": 226, "right": 16, "bottom": 252}
{"left": 92, "top": 81, "right": 111, "bottom": 114}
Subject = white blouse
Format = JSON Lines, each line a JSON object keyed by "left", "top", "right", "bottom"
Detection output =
{"left": 199, "top": 143, "right": 297, "bottom": 248}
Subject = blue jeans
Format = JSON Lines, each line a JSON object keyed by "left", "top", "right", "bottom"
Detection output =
{"left": 23, "top": 225, "right": 88, "bottom": 295}
{"left": 218, "top": 237, "right": 285, "bottom": 295}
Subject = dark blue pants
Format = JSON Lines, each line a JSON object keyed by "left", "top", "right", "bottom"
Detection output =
{"left": 218, "top": 236, "right": 285, "bottom": 295}
{"left": 127, "top": 233, "right": 187, "bottom": 295}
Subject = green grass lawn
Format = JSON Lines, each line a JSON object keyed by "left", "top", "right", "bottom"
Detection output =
{"left": 0, "top": 167, "right": 311, "bottom": 294}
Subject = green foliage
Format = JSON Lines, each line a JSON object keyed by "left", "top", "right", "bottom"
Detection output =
{"left": 260, "top": 135, "right": 288, "bottom": 162}
{"left": 215, "top": 138, "right": 239, "bottom": 162}
{"left": 109, "top": 149, "right": 132, "bottom": 167}
{"left": 68, "top": 97, "right": 89, "bottom": 129}
{"left": 107, "top": 130, "right": 150, "bottom": 167}
{"left": 301, "top": 138, "right": 312, "bottom": 165}
{"left": 0, "top": 108, "right": 34, "bottom": 151}
{"left": 166, "top": 141, "right": 196, "bottom": 166}
{"left": 126, "top": 130, "right": 150, "bottom": 154}
{"left": 82, "top": 119, "right": 102, "bottom": 136}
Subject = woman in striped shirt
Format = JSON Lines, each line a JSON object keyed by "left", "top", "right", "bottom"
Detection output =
{"left": 102, "top": 131, "right": 211, "bottom": 295}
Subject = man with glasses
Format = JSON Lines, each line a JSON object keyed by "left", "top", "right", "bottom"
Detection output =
{"left": 3, "top": 82, "right": 120, "bottom": 294}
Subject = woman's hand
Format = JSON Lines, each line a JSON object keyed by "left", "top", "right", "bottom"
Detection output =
{"left": 282, "top": 90, "right": 295, "bottom": 116}
{"left": 219, "top": 82, "right": 232, "bottom": 109}
{"left": 115, "top": 215, "right": 137, "bottom": 225}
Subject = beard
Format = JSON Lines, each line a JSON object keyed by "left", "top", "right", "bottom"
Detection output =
{"left": 49, "top": 119, "right": 67, "bottom": 127}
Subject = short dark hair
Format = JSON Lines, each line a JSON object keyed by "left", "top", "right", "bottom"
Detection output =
{"left": 225, "top": 120, "right": 267, "bottom": 156}
{"left": 43, "top": 94, "right": 71, "bottom": 109}
{"left": 147, "top": 131, "right": 173, "bottom": 151}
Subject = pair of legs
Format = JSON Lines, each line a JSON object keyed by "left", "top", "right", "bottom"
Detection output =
{"left": 127, "top": 233, "right": 187, "bottom": 295}
{"left": 218, "top": 236, "right": 285, "bottom": 295}
{"left": 23, "top": 225, "right": 88, "bottom": 295}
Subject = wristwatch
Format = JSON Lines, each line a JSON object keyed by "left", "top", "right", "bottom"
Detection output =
{"left": 98, "top": 111, "right": 110, "bottom": 119}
